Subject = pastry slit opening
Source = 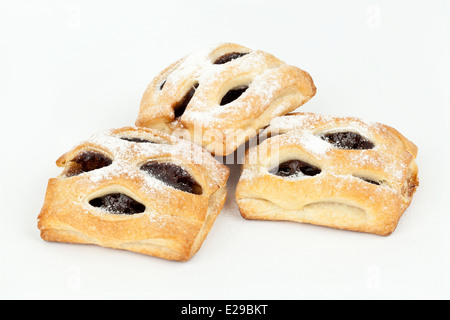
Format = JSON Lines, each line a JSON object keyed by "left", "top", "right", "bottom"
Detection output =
{"left": 220, "top": 86, "right": 248, "bottom": 106}
{"left": 357, "top": 176, "right": 380, "bottom": 185}
{"left": 120, "top": 137, "right": 155, "bottom": 143}
{"left": 214, "top": 52, "right": 248, "bottom": 64}
{"left": 320, "top": 132, "right": 375, "bottom": 150}
{"left": 65, "top": 151, "right": 112, "bottom": 177}
{"left": 270, "top": 160, "right": 322, "bottom": 177}
{"left": 159, "top": 79, "right": 166, "bottom": 90}
{"left": 140, "top": 161, "right": 203, "bottom": 195}
{"left": 173, "top": 82, "right": 199, "bottom": 118}
{"left": 89, "top": 193, "right": 146, "bottom": 215}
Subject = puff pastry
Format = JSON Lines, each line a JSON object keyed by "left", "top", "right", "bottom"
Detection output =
{"left": 136, "top": 43, "right": 316, "bottom": 156}
{"left": 235, "top": 112, "right": 419, "bottom": 236}
{"left": 37, "top": 127, "right": 229, "bottom": 261}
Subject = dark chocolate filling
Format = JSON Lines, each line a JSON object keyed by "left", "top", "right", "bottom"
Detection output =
{"left": 270, "top": 160, "right": 322, "bottom": 177}
{"left": 120, "top": 137, "right": 154, "bottom": 143}
{"left": 321, "top": 132, "right": 375, "bottom": 150}
{"left": 89, "top": 193, "right": 146, "bottom": 214}
{"left": 220, "top": 86, "right": 248, "bottom": 105}
{"left": 65, "top": 151, "right": 112, "bottom": 177}
{"left": 173, "top": 83, "right": 199, "bottom": 118}
{"left": 140, "top": 161, "right": 202, "bottom": 195}
{"left": 214, "top": 52, "right": 248, "bottom": 64}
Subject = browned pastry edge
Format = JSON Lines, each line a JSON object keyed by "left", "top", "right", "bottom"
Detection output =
{"left": 37, "top": 126, "right": 229, "bottom": 261}
{"left": 235, "top": 112, "right": 419, "bottom": 236}
{"left": 136, "top": 43, "right": 316, "bottom": 156}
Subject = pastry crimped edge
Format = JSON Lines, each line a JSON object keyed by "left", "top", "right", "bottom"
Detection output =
{"left": 136, "top": 42, "right": 316, "bottom": 156}
{"left": 235, "top": 112, "right": 419, "bottom": 236}
{"left": 37, "top": 126, "right": 230, "bottom": 261}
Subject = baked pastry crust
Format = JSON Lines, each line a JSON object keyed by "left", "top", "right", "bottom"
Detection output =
{"left": 235, "top": 112, "right": 419, "bottom": 236}
{"left": 37, "top": 127, "right": 229, "bottom": 261}
{"left": 136, "top": 43, "right": 316, "bottom": 156}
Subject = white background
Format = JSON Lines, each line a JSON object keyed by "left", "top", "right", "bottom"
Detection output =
{"left": 1, "top": 0, "right": 449, "bottom": 300}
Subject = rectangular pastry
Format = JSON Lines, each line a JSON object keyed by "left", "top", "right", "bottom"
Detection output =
{"left": 136, "top": 43, "right": 316, "bottom": 156}
{"left": 37, "top": 127, "right": 229, "bottom": 261}
{"left": 235, "top": 112, "right": 419, "bottom": 236}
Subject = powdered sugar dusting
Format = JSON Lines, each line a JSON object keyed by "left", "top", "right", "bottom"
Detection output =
{"left": 62, "top": 127, "right": 229, "bottom": 196}
{"left": 243, "top": 113, "right": 416, "bottom": 194}
{"left": 143, "top": 43, "right": 300, "bottom": 129}
{"left": 280, "top": 131, "right": 331, "bottom": 155}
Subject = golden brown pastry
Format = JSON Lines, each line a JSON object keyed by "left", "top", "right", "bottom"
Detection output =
{"left": 235, "top": 112, "right": 419, "bottom": 236}
{"left": 136, "top": 43, "right": 316, "bottom": 156}
{"left": 37, "top": 127, "right": 229, "bottom": 261}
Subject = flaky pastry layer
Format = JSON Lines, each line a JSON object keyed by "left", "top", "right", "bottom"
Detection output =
{"left": 37, "top": 127, "right": 229, "bottom": 261}
{"left": 136, "top": 43, "right": 316, "bottom": 155}
{"left": 235, "top": 112, "right": 419, "bottom": 236}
